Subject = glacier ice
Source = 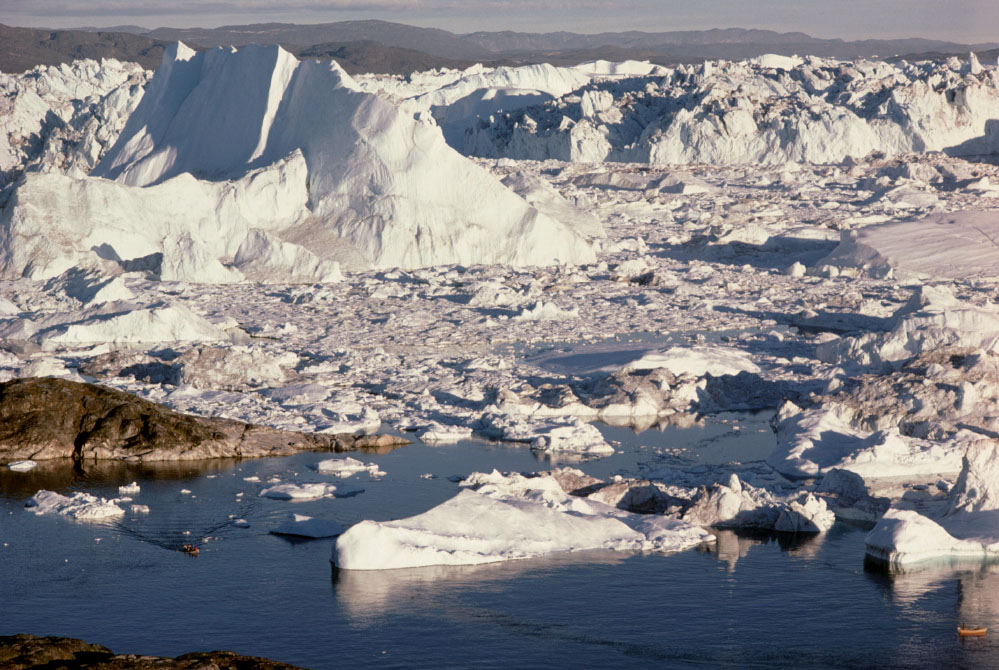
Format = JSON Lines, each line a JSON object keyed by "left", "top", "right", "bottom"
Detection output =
{"left": 1, "top": 43, "right": 597, "bottom": 284}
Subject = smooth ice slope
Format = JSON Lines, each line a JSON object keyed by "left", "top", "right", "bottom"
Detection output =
{"left": 92, "top": 43, "right": 595, "bottom": 270}
{"left": 819, "top": 211, "right": 999, "bottom": 281}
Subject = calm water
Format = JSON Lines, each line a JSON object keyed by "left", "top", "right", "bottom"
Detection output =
{"left": 1, "top": 421, "right": 997, "bottom": 669}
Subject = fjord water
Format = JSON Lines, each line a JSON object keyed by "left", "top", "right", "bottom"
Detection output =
{"left": 2, "top": 426, "right": 997, "bottom": 669}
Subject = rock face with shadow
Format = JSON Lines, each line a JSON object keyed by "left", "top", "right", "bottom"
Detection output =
{"left": 0, "top": 634, "right": 304, "bottom": 670}
{"left": 0, "top": 377, "right": 406, "bottom": 463}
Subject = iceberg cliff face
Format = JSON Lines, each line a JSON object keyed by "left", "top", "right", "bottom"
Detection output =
{"left": 94, "top": 43, "right": 596, "bottom": 270}
{"left": 0, "top": 43, "right": 595, "bottom": 282}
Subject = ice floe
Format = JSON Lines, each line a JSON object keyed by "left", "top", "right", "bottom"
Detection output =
{"left": 259, "top": 482, "right": 364, "bottom": 500}
{"left": 25, "top": 490, "right": 125, "bottom": 520}
{"left": 315, "top": 457, "right": 385, "bottom": 478}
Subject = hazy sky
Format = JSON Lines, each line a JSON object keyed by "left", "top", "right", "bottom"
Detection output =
{"left": 4, "top": 0, "right": 999, "bottom": 43}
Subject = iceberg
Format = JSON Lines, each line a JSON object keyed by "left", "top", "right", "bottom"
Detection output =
{"left": 865, "top": 443, "right": 999, "bottom": 567}
{"left": 0, "top": 43, "right": 595, "bottom": 283}
{"left": 333, "top": 470, "right": 712, "bottom": 570}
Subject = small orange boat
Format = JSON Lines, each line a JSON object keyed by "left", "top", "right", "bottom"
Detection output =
{"left": 957, "top": 626, "right": 987, "bottom": 637}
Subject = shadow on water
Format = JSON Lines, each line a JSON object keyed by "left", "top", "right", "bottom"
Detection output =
{"left": 0, "top": 458, "right": 244, "bottom": 500}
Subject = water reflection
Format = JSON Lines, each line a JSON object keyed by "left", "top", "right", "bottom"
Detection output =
{"left": 957, "top": 564, "right": 999, "bottom": 630}
{"left": 0, "top": 458, "right": 242, "bottom": 500}
{"left": 702, "top": 529, "right": 827, "bottom": 571}
{"left": 865, "top": 556, "right": 999, "bottom": 633}
{"left": 332, "top": 551, "right": 627, "bottom": 623}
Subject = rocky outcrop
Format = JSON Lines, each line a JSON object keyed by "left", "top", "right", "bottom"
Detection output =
{"left": 0, "top": 634, "right": 304, "bottom": 670}
{"left": 0, "top": 378, "right": 407, "bottom": 463}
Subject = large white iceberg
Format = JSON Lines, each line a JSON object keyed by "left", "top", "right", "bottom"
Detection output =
{"left": 333, "top": 470, "right": 711, "bottom": 570}
{"left": 0, "top": 43, "right": 596, "bottom": 282}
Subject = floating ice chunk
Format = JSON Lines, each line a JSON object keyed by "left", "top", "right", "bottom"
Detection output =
{"left": 774, "top": 493, "right": 836, "bottom": 533}
{"left": 8, "top": 460, "right": 37, "bottom": 472}
{"left": 865, "top": 443, "right": 999, "bottom": 566}
{"left": 529, "top": 420, "right": 613, "bottom": 455}
{"left": 25, "top": 490, "right": 125, "bottom": 520}
{"left": 865, "top": 509, "right": 988, "bottom": 566}
{"left": 118, "top": 482, "right": 140, "bottom": 496}
{"left": 90, "top": 44, "right": 595, "bottom": 271}
{"left": 315, "top": 457, "right": 385, "bottom": 478}
{"left": 416, "top": 423, "right": 474, "bottom": 443}
{"left": 482, "top": 414, "right": 613, "bottom": 455}
{"left": 259, "top": 482, "right": 363, "bottom": 500}
{"left": 130, "top": 504, "right": 149, "bottom": 514}
{"left": 232, "top": 519, "right": 250, "bottom": 528}
{"left": 622, "top": 346, "right": 760, "bottom": 377}
{"left": 513, "top": 301, "right": 579, "bottom": 322}
{"left": 656, "top": 177, "right": 715, "bottom": 195}
{"left": 334, "top": 473, "right": 712, "bottom": 570}
{"left": 271, "top": 513, "right": 345, "bottom": 538}
{"left": 29, "top": 303, "right": 228, "bottom": 350}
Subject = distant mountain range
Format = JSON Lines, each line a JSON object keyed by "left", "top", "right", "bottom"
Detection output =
{"left": 3, "top": 20, "right": 996, "bottom": 75}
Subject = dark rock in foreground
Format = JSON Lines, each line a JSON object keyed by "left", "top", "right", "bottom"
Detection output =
{"left": 0, "top": 378, "right": 407, "bottom": 463}
{"left": 0, "top": 634, "right": 305, "bottom": 669}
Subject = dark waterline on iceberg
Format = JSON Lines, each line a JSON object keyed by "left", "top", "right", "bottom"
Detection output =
{"left": 2, "top": 428, "right": 997, "bottom": 669}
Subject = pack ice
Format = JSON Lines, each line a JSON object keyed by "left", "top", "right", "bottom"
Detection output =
{"left": 465, "top": 55, "right": 999, "bottom": 164}
{"left": 0, "top": 43, "right": 596, "bottom": 283}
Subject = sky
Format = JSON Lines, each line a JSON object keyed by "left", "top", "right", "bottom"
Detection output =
{"left": 3, "top": 0, "right": 999, "bottom": 43}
